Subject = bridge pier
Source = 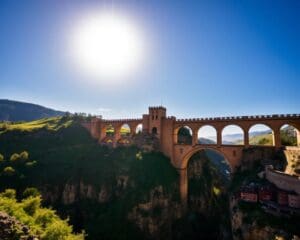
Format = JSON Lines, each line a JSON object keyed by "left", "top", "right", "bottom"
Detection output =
{"left": 273, "top": 127, "right": 282, "bottom": 148}
{"left": 217, "top": 129, "right": 222, "bottom": 147}
{"left": 178, "top": 168, "right": 188, "bottom": 212}
{"left": 192, "top": 131, "right": 198, "bottom": 145}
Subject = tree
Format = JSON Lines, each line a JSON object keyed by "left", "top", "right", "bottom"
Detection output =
{"left": 10, "top": 153, "right": 20, "bottom": 162}
{"left": 0, "top": 189, "right": 85, "bottom": 239}
{"left": 0, "top": 189, "right": 16, "bottom": 199}
{"left": 23, "top": 187, "right": 40, "bottom": 199}
{"left": 3, "top": 166, "right": 16, "bottom": 176}
{"left": 0, "top": 153, "right": 4, "bottom": 162}
{"left": 20, "top": 151, "right": 29, "bottom": 161}
{"left": 258, "top": 137, "right": 269, "bottom": 145}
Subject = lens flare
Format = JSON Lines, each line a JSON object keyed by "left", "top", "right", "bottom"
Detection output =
{"left": 71, "top": 12, "right": 143, "bottom": 80}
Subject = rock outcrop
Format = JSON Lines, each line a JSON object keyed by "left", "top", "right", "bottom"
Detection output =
{"left": 0, "top": 211, "right": 38, "bottom": 240}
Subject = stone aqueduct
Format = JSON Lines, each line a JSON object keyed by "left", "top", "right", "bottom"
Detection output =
{"left": 83, "top": 106, "right": 300, "bottom": 205}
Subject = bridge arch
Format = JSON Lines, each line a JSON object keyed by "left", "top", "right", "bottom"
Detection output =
{"left": 120, "top": 123, "right": 131, "bottom": 136}
{"left": 152, "top": 127, "right": 157, "bottom": 135}
{"left": 280, "top": 124, "right": 300, "bottom": 146}
{"left": 221, "top": 124, "right": 245, "bottom": 145}
{"left": 248, "top": 123, "right": 274, "bottom": 146}
{"left": 197, "top": 125, "right": 217, "bottom": 145}
{"left": 181, "top": 146, "right": 232, "bottom": 171}
{"left": 179, "top": 146, "right": 232, "bottom": 207}
{"left": 135, "top": 123, "right": 143, "bottom": 134}
{"left": 104, "top": 124, "right": 115, "bottom": 137}
{"left": 176, "top": 125, "right": 193, "bottom": 145}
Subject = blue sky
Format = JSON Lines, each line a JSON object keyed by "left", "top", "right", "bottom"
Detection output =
{"left": 0, "top": 0, "right": 299, "bottom": 119}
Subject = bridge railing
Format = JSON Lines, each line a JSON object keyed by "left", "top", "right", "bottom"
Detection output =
{"left": 175, "top": 114, "right": 300, "bottom": 122}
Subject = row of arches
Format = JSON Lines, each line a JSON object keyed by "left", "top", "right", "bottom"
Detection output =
{"left": 104, "top": 123, "right": 143, "bottom": 137}
{"left": 177, "top": 124, "right": 299, "bottom": 147}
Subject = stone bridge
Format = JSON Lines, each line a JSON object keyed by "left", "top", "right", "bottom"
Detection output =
{"left": 83, "top": 106, "right": 300, "bottom": 205}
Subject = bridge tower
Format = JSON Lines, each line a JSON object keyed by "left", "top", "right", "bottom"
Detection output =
{"left": 142, "top": 106, "right": 166, "bottom": 139}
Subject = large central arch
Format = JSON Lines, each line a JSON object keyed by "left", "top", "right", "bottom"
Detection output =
{"left": 179, "top": 146, "right": 232, "bottom": 208}
{"left": 181, "top": 146, "right": 233, "bottom": 171}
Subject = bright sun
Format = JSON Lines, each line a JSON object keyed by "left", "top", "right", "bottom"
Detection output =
{"left": 71, "top": 12, "right": 143, "bottom": 79}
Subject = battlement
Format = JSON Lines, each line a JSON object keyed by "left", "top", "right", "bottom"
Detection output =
{"left": 175, "top": 114, "right": 300, "bottom": 123}
{"left": 102, "top": 118, "right": 142, "bottom": 123}
{"left": 148, "top": 106, "right": 166, "bottom": 111}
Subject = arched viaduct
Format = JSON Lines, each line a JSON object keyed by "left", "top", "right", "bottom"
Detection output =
{"left": 83, "top": 106, "right": 300, "bottom": 205}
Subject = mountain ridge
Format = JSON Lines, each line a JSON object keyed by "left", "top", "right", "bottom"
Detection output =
{"left": 0, "top": 99, "right": 65, "bottom": 122}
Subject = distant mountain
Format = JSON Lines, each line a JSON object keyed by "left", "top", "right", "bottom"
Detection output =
{"left": 0, "top": 99, "right": 65, "bottom": 122}
{"left": 221, "top": 133, "right": 244, "bottom": 144}
{"left": 198, "top": 137, "right": 216, "bottom": 144}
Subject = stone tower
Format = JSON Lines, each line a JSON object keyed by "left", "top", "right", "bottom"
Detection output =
{"left": 144, "top": 106, "right": 167, "bottom": 139}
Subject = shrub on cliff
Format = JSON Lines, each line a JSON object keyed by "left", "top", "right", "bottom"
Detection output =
{"left": 23, "top": 187, "right": 40, "bottom": 198}
{"left": 0, "top": 189, "right": 84, "bottom": 240}
{"left": 20, "top": 151, "right": 29, "bottom": 161}
{"left": 2, "top": 166, "right": 16, "bottom": 176}
{"left": 10, "top": 153, "right": 20, "bottom": 162}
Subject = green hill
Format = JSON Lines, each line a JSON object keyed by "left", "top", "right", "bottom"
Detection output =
{"left": 235, "top": 133, "right": 274, "bottom": 146}
{"left": 0, "top": 99, "right": 65, "bottom": 122}
{"left": 249, "top": 133, "right": 274, "bottom": 146}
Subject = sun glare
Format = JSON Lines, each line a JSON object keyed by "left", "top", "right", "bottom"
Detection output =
{"left": 71, "top": 12, "right": 143, "bottom": 80}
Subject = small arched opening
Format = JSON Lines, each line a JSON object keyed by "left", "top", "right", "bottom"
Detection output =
{"left": 222, "top": 125, "right": 244, "bottom": 145}
{"left": 280, "top": 124, "right": 299, "bottom": 146}
{"left": 135, "top": 124, "right": 143, "bottom": 134}
{"left": 152, "top": 127, "right": 157, "bottom": 135}
{"left": 197, "top": 125, "right": 217, "bottom": 144}
{"left": 249, "top": 124, "right": 274, "bottom": 146}
{"left": 120, "top": 123, "right": 131, "bottom": 137}
{"left": 177, "top": 126, "right": 193, "bottom": 145}
{"left": 105, "top": 124, "right": 115, "bottom": 137}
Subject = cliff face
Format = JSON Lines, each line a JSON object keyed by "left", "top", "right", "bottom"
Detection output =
{"left": 39, "top": 171, "right": 181, "bottom": 240}
{"left": 240, "top": 147, "right": 281, "bottom": 171}
{"left": 229, "top": 197, "right": 297, "bottom": 240}
{"left": 284, "top": 147, "right": 300, "bottom": 175}
{"left": 38, "top": 151, "right": 232, "bottom": 240}
{"left": 128, "top": 186, "right": 182, "bottom": 238}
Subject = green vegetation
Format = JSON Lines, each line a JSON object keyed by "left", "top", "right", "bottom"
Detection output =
{"left": 280, "top": 129, "right": 297, "bottom": 146}
{"left": 3, "top": 166, "right": 16, "bottom": 176}
{"left": 249, "top": 133, "right": 273, "bottom": 145}
{"left": 0, "top": 117, "right": 72, "bottom": 133}
{"left": 0, "top": 188, "right": 84, "bottom": 240}
{"left": 0, "top": 117, "right": 179, "bottom": 240}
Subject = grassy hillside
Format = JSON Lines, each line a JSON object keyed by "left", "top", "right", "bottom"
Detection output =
{"left": 249, "top": 133, "right": 274, "bottom": 145}
{"left": 0, "top": 117, "right": 72, "bottom": 133}
{"left": 0, "top": 99, "right": 65, "bottom": 122}
{"left": 235, "top": 133, "right": 274, "bottom": 146}
{"left": 0, "top": 117, "right": 179, "bottom": 240}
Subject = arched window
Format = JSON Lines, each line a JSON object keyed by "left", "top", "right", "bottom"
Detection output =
{"left": 248, "top": 124, "right": 274, "bottom": 146}
{"left": 135, "top": 124, "right": 143, "bottom": 134}
{"left": 152, "top": 127, "right": 157, "bottom": 135}
{"left": 105, "top": 124, "right": 115, "bottom": 137}
{"left": 177, "top": 126, "right": 193, "bottom": 144}
{"left": 120, "top": 123, "right": 131, "bottom": 136}
{"left": 280, "top": 124, "right": 299, "bottom": 146}
{"left": 222, "top": 125, "right": 244, "bottom": 145}
{"left": 197, "top": 125, "right": 217, "bottom": 144}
